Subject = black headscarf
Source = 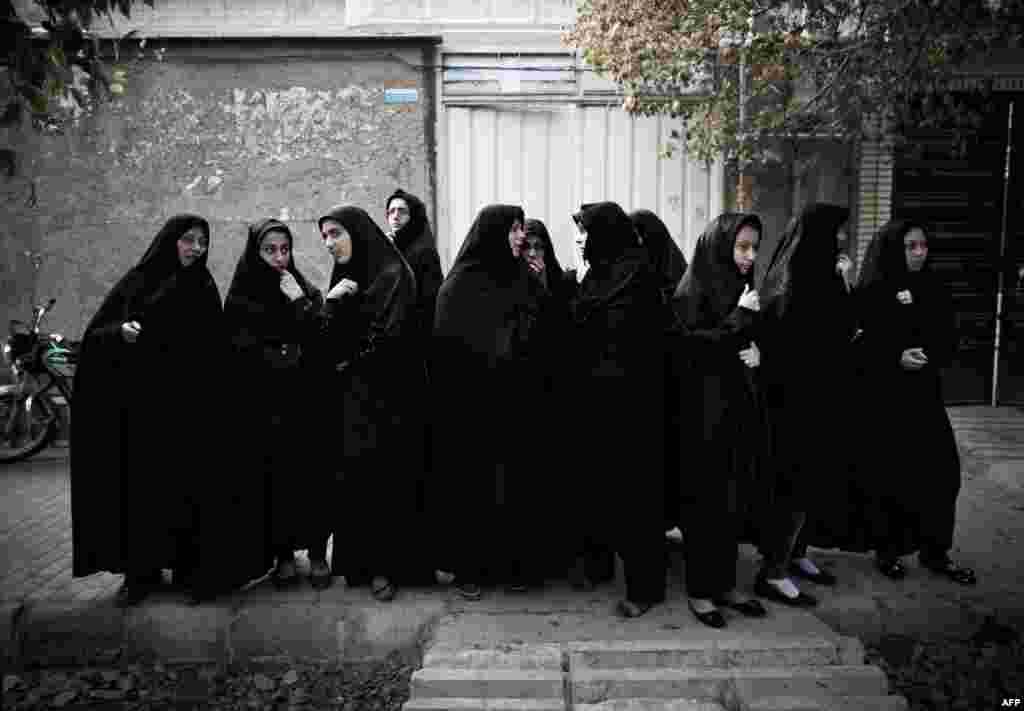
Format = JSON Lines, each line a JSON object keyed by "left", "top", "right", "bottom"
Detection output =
{"left": 674, "top": 212, "right": 762, "bottom": 328}
{"left": 225, "top": 219, "right": 316, "bottom": 309}
{"left": 524, "top": 217, "right": 564, "bottom": 285}
{"left": 857, "top": 219, "right": 932, "bottom": 293}
{"left": 630, "top": 209, "right": 687, "bottom": 298}
{"left": 386, "top": 189, "right": 434, "bottom": 253}
{"left": 435, "top": 204, "right": 533, "bottom": 362}
{"left": 576, "top": 201, "right": 641, "bottom": 266}
{"left": 318, "top": 205, "right": 415, "bottom": 336}
{"left": 758, "top": 202, "right": 850, "bottom": 323}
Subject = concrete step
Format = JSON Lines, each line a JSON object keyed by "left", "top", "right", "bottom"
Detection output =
{"left": 423, "top": 644, "right": 564, "bottom": 671}
{"left": 568, "top": 637, "right": 855, "bottom": 669}
{"left": 410, "top": 668, "right": 565, "bottom": 700}
{"left": 571, "top": 666, "right": 888, "bottom": 705}
{"left": 575, "top": 701, "right": 726, "bottom": 711}
{"left": 402, "top": 698, "right": 565, "bottom": 711}
{"left": 746, "top": 695, "right": 909, "bottom": 711}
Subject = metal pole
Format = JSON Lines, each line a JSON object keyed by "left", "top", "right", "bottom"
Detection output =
{"left": 992, "top": 100, "right": 1014, "bottom": 406}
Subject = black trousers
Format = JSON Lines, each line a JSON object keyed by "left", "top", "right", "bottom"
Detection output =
{"left": 683, "top": 476, "right": 739, "bottom": 599}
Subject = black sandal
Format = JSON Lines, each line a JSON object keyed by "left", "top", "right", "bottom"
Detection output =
{"left": 875, "top": 557, "right": 907, "bottom": 580}
{"left": 272, "top": 560, "right": 300, "bottom": 589}
{"left": 310, "top": 561, "right": 332, "bottom": 591}
{"left": 714, "top": 597, "right": 767, "bottom": 618}
{"left": 371, "top": 577, "right": 396, "bottom": 602}
{"left": 616, "top": 599, "right": 653, "bottom": 619}
{"left": 920, "top": 556, "right": 977, "bottom": 585}
{"left": 687, "top": 601, "right": 726, "bottom": 628}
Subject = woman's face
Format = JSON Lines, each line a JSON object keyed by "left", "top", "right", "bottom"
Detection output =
{"left": 387, "top": 198, "right": 411, "bottom": 234}
{"left": 321, "top": 219, "right": 353, "bottom": 264}
{"left": 574, "top": 219, "right": 587, "bottom": 253}
{"left": 523, "top": 234, "right": 546, "bottom": 266}
{"left": 177, "top": 225, "right": 209, "bottom": 267}
{"left": 733, "top": 224, "right": 759, "bottom": 275}
{"left": 260, "top": 230, "right": 292, "bottom": 273}
{"left": 508, "top": 220, "right": 526, "bottom": 257}
{"left": 904, "top": 227, "right": 928, "bottom": 272}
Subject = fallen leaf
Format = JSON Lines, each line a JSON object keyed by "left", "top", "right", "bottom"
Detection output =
{"left": 283, "top": 669, "right": 299, "bottom": 685}
{"left": 3, "top": 674, "right": 22, "bottom": 692}
{"left": 100, "top": 670, "right": 120, "bottom": 684}
{"left": 118, "top": 675, "right": 135, "bottom": 691}
{"left": 254, "top": 673, "right": 275, "bottom": 691}
{"left": 90, "top": 689, "right": 126, "bottom": 700}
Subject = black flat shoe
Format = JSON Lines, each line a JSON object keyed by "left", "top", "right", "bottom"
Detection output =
{"left": 920, "top": 556, "right": 977, "bottom": 585}
{"left": 714, "top": 597, "right": 767, "bottom": 618}
{"left": 688, "top": 602, "right": 726, "bottom": 628}
{"left": 754, "top": 577, "right": 818, "bottom": 607}
{"left": 875, "top": 557, "right": 907, "bottom": 580}
{"left": 115, "top": 582, "right": 151, "bottom": 608}
{"left": 616, "top": 599, "right": 653, "bottom": 619}
{"left": 789, "top": 563, "right": 838, "bottom": 586}
{"left": 310, "top": 562, "right": 333, "bottom": 591}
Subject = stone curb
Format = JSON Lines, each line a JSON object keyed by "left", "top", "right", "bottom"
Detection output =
{"left": 5, "top": 595, "right": 447, "bottom": 668}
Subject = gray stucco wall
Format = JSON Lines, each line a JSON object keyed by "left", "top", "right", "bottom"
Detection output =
{"left": 0, "top": 38, "right": 437, "bottom": 343}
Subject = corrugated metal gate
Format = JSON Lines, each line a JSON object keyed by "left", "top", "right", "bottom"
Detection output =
{"left": 436, "top": 53, "right": 725, "bottom": 273}
{"left": 892, "top": 92, "right": 1024, "bottom": 404}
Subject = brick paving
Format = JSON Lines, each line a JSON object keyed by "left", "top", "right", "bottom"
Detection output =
{"left": 0, "top": 406, "right": 1021, "bottom": 605}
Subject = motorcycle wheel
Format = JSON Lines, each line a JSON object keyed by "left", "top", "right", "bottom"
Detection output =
{"left": 0, "top": 375, "right": 57, "bottom": 463}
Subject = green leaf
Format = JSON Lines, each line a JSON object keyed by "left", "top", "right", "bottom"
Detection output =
{"left": 28, "top": 92, "right": 48, "bottom": 114}
{"left": 48, "top": 46, "right": 67, "bottom": 67}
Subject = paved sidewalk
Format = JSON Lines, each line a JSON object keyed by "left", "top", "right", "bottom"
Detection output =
{"left": 0, "top": 406, "right": 1021, "bottom": 666}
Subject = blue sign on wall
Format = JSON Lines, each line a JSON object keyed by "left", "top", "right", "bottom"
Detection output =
{"left": 384, "top": 88, "right": 419, "bottom": 104}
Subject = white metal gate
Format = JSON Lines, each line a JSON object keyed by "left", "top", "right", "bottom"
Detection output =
{"left": 437, "top": 103, "right": 725, "bottom": 272}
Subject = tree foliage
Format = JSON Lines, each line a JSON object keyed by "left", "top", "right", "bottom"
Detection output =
{"left": 564, "top": 0, "right": 1024, "bottom": 167}
{"left": 1, "top": 0, "right": 151, "bottom": 176}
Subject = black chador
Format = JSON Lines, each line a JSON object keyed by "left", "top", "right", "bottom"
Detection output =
{"left": 222, "top": 219, "right": 325, "bottom": 586}
{"left": 755, "top": 203, "right": 855, "bottom": 603}
{"left": 570, "top": 201, "right": 670, "bottom": 617}
{"left": 71, "top": 215, "right": 225, "bottom": 603}
{"left": 630, "top": 209, "right": 688, "bottom": 304}
{"left": 431, "top": 204, "right": 547, "bottom": 592}
{"left": 671, "top": 213, "right": 767, "bottom": 613}
{"left": 315, "top": 205, "right": 426, "bottom": 593}
{"left": 855, "top": 220, "right": 975, "bottom": 584}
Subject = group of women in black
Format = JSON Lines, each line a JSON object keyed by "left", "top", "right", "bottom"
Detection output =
{"left": 70, "top": 193, "right": 976, "bottom": 628}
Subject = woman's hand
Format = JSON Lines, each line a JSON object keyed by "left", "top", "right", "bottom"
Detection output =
{"left": 739, "top": 341, "right": 761, "bottom": 368}
{"left": 896, "top": 289, "right": 913, "bottom": 305}
{"left": 280, "top": 272, "right": 305, "bottom": 302}
{"left": 738, "top": 284, "right": 760, "bottom": 312}
{"left": 121, "top": 321, "right": 141, "bottom": 343}
{"left": 525, "top": 254, "right": 544, "bottom": 275}
{"left": 327, "top": 278, "right": 359, "bottom": 301}
{"left": 900, "top": 347, "right": 928, "bottom": 370}
{"left": 836, "top": 254, "right": 853, "bottom": 289}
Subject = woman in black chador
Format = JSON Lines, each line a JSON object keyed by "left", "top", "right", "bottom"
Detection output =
{"left": 315, "top": 205, "right": 426, "bottom": 600}
{"left": 629, "top": 208, "right": 689, "bottom": 537}
{"left": 755, "top": 203, "right": 856, "bottom": 607}
{"left": 856, "top": 220, "right": 976, "bottom": 585}
{"left": 672, "top": 213, "right": 769, "bottom": 628}
{"left": 432, "top": 204, "right": 546, "bottom": 599}
{"left": 223, "top": 219, "right": 326, "bottom": 590}
{"left": 385, "top": 189, "right": 444, "bottom": 350}
{"left": 570, "top": 201, "right": 670, "bottom": 618}
{"left": 71, "top": 215, "right": 225, "bottom": 607}
{"left": 629, "top": 209, "right": 688, "bottom": 304}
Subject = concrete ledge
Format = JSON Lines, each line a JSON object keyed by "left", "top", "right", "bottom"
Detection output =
{"left": 746, "top": 695, "right": 908, "bottom": 711}
{"left": 571, "top": 666, "right": 888, "bottom": 705}
{"left": 18, "top": 600, "right": 125, "bottom": 666}
{"left": 423, "top": 644, "right": 564, "bottom": 671}
{"left": 410, "top": 668, "right": 565, "bottom": 700}
{"left": 124, "top": 602, "right": 231, "bottom": 661}
{"left": 575, "top": 701, "right": 725, "bottom": 711}
{"left": 568, "top": 638, "right": 840, "bottom": 669}
{"left": 403, "top": 699, "right": 566, "bottom": 711}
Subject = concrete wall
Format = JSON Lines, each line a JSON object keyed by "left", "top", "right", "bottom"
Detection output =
{"left": 0, "top": 38, "right": 437, "bottom": 341}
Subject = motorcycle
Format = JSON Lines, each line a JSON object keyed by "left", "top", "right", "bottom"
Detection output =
{"left": 1, "top": 299, "right": 78, "bottom": 463}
